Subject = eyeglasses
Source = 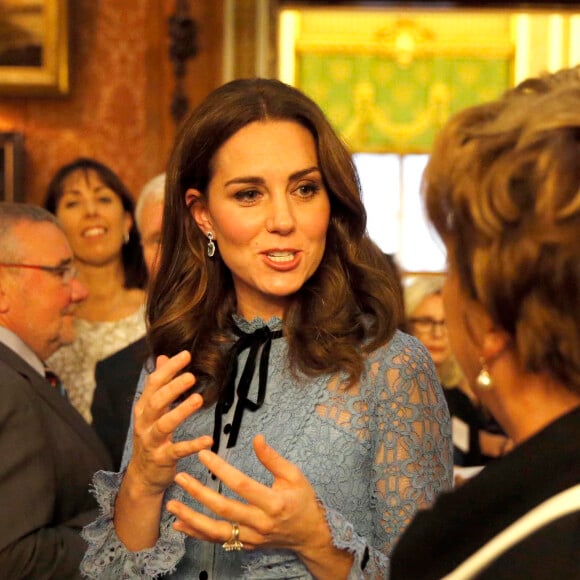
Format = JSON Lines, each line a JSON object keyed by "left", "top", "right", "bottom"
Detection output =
{"left": 409, "top": 316, "right": 447, "bottom": 335}
{"left": 0, "top": 262, "right": 78, "bottom": 284}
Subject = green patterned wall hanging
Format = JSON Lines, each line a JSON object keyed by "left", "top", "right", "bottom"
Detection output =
{"left": 298, "top": 54, "right": 511, "bottom": 153}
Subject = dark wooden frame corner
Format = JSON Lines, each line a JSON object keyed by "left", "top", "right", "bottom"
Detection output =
{"left": 0, "top": 132, "right": 25, "bottom": 202}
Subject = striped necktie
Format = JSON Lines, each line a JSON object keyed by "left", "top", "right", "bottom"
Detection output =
{"left": 44, "top": 367, "right": 67, "bottom": 398}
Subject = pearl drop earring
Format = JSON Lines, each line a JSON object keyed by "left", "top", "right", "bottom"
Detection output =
{"left": 207, "top": 232, "right": 215, "bottom": 258}
{"left": 476, "top": 358, "right": 493, "bottom": 389}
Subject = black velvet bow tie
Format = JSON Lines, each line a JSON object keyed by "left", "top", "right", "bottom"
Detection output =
{"left": 211, "top": 326, "right": 283, "bottom": 453}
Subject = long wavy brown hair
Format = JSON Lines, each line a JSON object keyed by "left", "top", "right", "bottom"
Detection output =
{"left": 148, "top": 78, "right": 402, "bottom": 404}
{"left": 424, "top": 66, "right": 580, "bottom": 393}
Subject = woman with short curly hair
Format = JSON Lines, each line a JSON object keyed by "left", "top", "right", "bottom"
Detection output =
{"left": 391, "top": 65, "right": 580, "bottom": 579}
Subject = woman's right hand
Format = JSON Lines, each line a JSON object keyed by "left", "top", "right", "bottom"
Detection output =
{"left": 127, "top": 350, "right": 213, "bottom": 496}
{"left": 114, "top": 351, "right": 212, "bottom": 551}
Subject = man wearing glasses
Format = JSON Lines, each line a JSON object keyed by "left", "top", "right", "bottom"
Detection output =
{"left": 0, "top": 203, "right": 112, "bottom": 578}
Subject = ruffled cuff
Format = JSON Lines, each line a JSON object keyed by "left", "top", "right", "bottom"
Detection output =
{"left": 322, "top": 501, "right": 390, "bottom": 580}
{"left": 80, "top": 470, "right": 186, "bottom": 579}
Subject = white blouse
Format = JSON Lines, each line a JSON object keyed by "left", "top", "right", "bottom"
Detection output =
{"left": 47, "top": 306, "right": 146, "bottom": 422}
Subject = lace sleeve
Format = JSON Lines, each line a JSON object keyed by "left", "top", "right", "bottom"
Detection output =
{"left": 80, "top": 366, "right": 187, "bottom": 579}
{"left": 79, "top": 471, "right": 186, "bottom": 579}
{"left": 373, "top": 334, "right": 453, "bottom": 546}
{"left": 322, "top": 332, "right": 453, "bottom": 579}
{"left": 323, "top": 501, "right": 389, "bottom": 579}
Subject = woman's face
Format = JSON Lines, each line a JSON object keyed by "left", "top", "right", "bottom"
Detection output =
{"left": 409, "top": 292, "right": 452, "bottom": 369}
{"left": 190, "top": 120, "right": 331, "bottom": 320}
{"left": 55, "top": 169, "right": 132, "bottom": 267}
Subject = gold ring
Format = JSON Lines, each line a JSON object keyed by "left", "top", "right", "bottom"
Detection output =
{"left": 222, "top": 521, "right": 243, "bottom": 551}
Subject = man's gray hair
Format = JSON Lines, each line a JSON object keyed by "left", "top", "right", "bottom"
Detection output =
{"left": 0, "top": 202, "right": 61, "bottom": 260}
{"left": 135, "top": 173, "right": 166, "bottom": 232}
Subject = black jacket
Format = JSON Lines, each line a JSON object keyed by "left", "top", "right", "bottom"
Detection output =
{"left": 91, "top": 337, "right": 147, "bottom": 470}
{"left": 391, "top": 406, "right": 580, "bottom": 579}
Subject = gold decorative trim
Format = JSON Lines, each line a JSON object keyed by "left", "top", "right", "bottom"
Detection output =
{"left": 342, "top": 81, "right": 451, "bottom": 150}
{"left": 0, "top": 0, "right": 69, "bottom": 96}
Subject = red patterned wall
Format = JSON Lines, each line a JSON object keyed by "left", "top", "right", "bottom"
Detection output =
{"left": 0, "top": 0, "right": 223, "bottom": 205}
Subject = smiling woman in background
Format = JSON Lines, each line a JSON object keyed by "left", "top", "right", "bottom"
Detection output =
{"left": 44, "top": 158, "right": 148, "bottom": 423}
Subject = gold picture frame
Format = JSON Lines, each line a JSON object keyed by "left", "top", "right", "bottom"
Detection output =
{"left": 0, "top": 0, "right": 69, "bottom": 96}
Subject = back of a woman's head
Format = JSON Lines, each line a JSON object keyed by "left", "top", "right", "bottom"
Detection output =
{"left": 424, "top": 66, "right": 580, "bottom": 390}
{"left": 44, "top": 157, "right": 147, "bottom": 289}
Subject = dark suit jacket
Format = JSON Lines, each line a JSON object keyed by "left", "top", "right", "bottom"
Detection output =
{"left": 0, "top": 343, "right": 112, "bottom": 579}
{"left": 91, "top": 337, "right": 147, "bottom": 470}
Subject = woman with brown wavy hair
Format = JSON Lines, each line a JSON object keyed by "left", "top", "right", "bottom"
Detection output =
{"left": 391, "top": 66, "right": 580, "bottom": 579}
{"left": 82, "top": 78, "right": 452, "bottom": 579}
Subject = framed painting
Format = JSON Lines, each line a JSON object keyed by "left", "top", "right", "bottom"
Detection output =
{"left": 0, "top": 132, "right": 25, "bottom": 202}
{"left": 0, "top": 0, "right": 69, "bottom": 96}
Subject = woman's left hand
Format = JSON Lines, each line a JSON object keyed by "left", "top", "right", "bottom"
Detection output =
{"left": 166, "top": 434, "right": 352, "bottom": 574}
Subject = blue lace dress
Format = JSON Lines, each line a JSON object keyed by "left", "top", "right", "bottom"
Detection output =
{"left": 81, "top": 318, "right": 452, "bottom": 579}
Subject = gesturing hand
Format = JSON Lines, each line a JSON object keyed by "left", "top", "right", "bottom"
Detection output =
{"left": 129, "top": 350, "right": 213, "bottom": 496}
{"left": 167, "top": 435, "right": 352, "bottom": 577}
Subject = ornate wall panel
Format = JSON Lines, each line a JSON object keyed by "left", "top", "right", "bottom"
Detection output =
{"left": 279, "top": 7, "right": 580, "bottom": 153}
{"left": 299, "top": 53, "right": 510, "bottom": 152}
{"left": 284, "top": 10, "right": 514, "bottom": 152}
{"left": 0, "top": 0, "right": 224, "bottom": 205}
{"left": 0, "top": 1, "right": 151, "bottom": 203}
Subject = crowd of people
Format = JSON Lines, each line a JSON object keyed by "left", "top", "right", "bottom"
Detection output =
{"left": 0, "top": 65, "right": 578, "bottom": 579}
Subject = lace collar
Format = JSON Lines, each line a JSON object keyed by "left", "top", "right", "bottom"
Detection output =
{"left": 232, "top": 314, "right": 283, "bottom": 334}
